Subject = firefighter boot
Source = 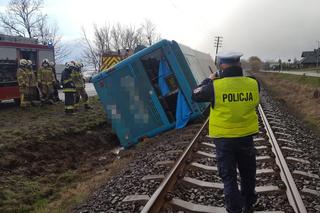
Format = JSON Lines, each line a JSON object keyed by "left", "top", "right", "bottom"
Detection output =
{"left": 84, "top": 104, "right": 92, "bottom": 110}
{"left": 65, "top": 108, "right": 75, "bottom": 115}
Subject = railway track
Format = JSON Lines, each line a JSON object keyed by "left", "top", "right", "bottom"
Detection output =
{"left": 122, "top": 104, "right": 319, "bottom": 212}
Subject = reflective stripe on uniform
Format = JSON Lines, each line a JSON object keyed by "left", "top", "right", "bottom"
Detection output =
{"left": 209, "top": 77, "right": 260, "bottom": 138}
{"left": 63, "top": 89, "right": 76, "bottom": 92}
{"left": 41, "top": 82, "right": 53, "bottom": 85}
{"left": 65, "top": 105, "right": 74, "bottom": 110}
{"left": 63, "top": 79, "right": 73, "bottom": 84}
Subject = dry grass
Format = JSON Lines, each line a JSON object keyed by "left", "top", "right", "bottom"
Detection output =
{"left": 37, "top": 154, "right": 134, "bottom": 213}
{"left": 0, "top": 97, "right": 123, "bottom": 213}
{"left": 255, "top": 72, "right": 320, "bottom": 134}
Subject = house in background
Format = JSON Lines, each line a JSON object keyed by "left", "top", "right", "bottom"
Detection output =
{"left": 301, "top": 49, "right": 320, "bottom": 68}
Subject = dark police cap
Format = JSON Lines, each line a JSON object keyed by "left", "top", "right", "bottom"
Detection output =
{"left": 217, "top": 52, "right": 243, "bottom": 65}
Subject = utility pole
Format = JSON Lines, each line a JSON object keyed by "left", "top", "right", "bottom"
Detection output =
{"left": 317, "top": 41, "right": 320, "bottom": 71}
{"left": 214, "top": 36, "right": 223, "bottom": 65}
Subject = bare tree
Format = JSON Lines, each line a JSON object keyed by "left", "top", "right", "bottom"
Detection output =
{"left": 82, "top": 21, "right": 161, "bottom": 71}
{"left": 0, "top": 0, "right": 45, "bottom": 38}
{"left": 49, "top": 25, "right": 71, "bottom": 63}
{"left": 120, "top": 25, "right": 141, "bottom": 50}
{"left": 35, "top": 19, "right": 70, "bottom": 63}
{"left": 35, "top": 14, "right": 50, "bottom": 43}
{"left": 248, "top": 56, "right": 263, "bottom": 72}
{"left": 0, "top": 0, "right": 70, "bottom": 62}
{"left": 81, "top": 27, "right": 100, "bottom": 71}
{"left": 93, "top": 23, "right": 112, "bottom": 55}
{"left": 141, "top": 19, "right": 161, "bottom": 46}
{"left": 111, "top": 23, "right": 122, "bottom": 52}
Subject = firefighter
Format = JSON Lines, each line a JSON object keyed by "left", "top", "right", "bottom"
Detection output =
{"left": 72, "top": 61, "right": 91, "bottom": 110}
{"left": 49, "top": 61, "right": 61, "bottom": 102}
{"left": 16, "top": 59, "right": 31, "bottom": 108}
{"left": 26, "top": 60, "right": 41, "bottom": 105}
{"left": 38, "top": 58, "right": 56, "bottom": 104}
{"left": 61, "top": 62, "right": 76, "bottom": 114}
{"left": 192, "top": 52, "right": 260, "bottom": 213}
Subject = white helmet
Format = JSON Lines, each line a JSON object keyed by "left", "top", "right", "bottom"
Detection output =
{"left": 74, "top": 61, "right": 79, "bottom": 68}
{"left": 74, "top": 61, "right": 84, "bottom": 69}
{"left": 42, "top": 58, "right": 49, "bottom": 65}
{"left": 19, "top": 59, "right": 28, "bottom": 66}
{"left": 49, "top": 61, "right": 55, "bottom": 67}
{"left": 65, "top": 61, "right": 75, "bottom": 69}
{"left": 27, "top": 60, "right": 32, "bottom": 66}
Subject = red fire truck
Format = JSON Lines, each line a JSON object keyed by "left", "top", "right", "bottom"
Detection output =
{"left": 0, "top": 34, "right": 54, "bottom": 103}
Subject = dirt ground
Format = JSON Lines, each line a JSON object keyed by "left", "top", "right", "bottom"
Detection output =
{"left": 0, "top": 97, "right": 133, "bottom": 212}
{"left": 254, "top": 72, "right": 320, "bottom": 134}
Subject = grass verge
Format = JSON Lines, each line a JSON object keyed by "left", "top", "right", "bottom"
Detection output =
{"left": 254, "top": 72, "right": 320, "bottom": 135}
{"left": 0, "top": 96, "right": 125, "bottom": 213}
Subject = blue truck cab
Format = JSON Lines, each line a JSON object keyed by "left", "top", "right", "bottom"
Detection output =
{"left": 91, "top": 40, "right": 216, "bottom": 148}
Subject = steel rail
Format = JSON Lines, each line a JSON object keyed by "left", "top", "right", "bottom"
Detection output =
{"left": 258, "top": 104, "right": 307, "bottom": 213}
{"left": 141, "top": 118, "right": 209, "bottom": 213}
{"left": 142, "top": 105, "right": 307, "bottom": 213}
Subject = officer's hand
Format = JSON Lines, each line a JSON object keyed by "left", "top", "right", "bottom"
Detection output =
{"left": 209, "top": 73, "right": 216, "bottom": 80}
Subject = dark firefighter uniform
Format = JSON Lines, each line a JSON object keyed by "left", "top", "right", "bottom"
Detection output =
{"left": 38, "top": 60, "right": 56, "bottom": 103}
{"left": 71, "top": 62, "right": 91, "bottom": 110}
{"left": 192, "top": 52, "right": 260, "bottom": 213}
{"left": 61, "top": 64, "right": 76, "bottom": 114}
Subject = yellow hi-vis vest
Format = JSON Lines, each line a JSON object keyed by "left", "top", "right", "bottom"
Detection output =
{"left": 209, "top": 77, "right": 260, "bottom": 138}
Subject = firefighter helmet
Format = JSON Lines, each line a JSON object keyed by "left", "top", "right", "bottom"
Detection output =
{"left": 42, "top": 58, "right": 49, "bottom": 65}
{"left": 27, "top": 60, "right": 32, "bottom": 66}
{"left": 49, "top": 61, "right": 55, "bottom": 67}
{"left": 65, "top": 61, "right": 75, "bottom": 69}
{"left": 74, "top": 61, "right": 83, "bottom": 69}
{"left": 19, "top": 59, "right": 28, "bottom": 66}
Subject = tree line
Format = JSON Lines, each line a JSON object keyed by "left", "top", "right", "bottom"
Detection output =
{"left": 1, "top": 0, "right": 266, "bottom": 72}
{"left": 81, "top": 20, "right": 161, "bottom": 71}
{"left": 0, "top": 0, "right": 161, "bottom": 69}
{"left": 0, "top": 0, "right": 70, "bottom": 63}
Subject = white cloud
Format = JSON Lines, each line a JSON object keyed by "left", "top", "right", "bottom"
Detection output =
{"left": 0, "top": 0, "right": 316, "bottom": 61}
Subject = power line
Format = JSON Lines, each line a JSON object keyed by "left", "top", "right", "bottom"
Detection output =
{"left": 214, "top": 36, "right": 223, "bottom": 65}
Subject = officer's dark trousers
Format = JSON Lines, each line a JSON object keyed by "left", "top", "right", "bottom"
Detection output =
{"left": 214, "top": 136, "right": 257, "bottom": 213}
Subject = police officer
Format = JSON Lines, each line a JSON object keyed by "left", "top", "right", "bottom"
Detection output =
{"left": 71, "top": 62, "right": 91, "bottom": 110}
{"left": 38, "top": 59, "right": 56, "bottom": 104}
{"left": 61, "top": 62, "right": 76, "bottom": 114}
{"left": 192, "top": 52, "right": 260, "bottom": 213}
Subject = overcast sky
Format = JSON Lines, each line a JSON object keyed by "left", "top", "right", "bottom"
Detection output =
{"left": 1, "top": 0, "right": 320, "bottom": 62}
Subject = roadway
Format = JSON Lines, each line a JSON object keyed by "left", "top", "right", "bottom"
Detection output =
{"left": 58, "top": 83, "right": 97, "bottom": 101}
{"left": 261, "top": 70, "right": 320, "bottom": 77}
